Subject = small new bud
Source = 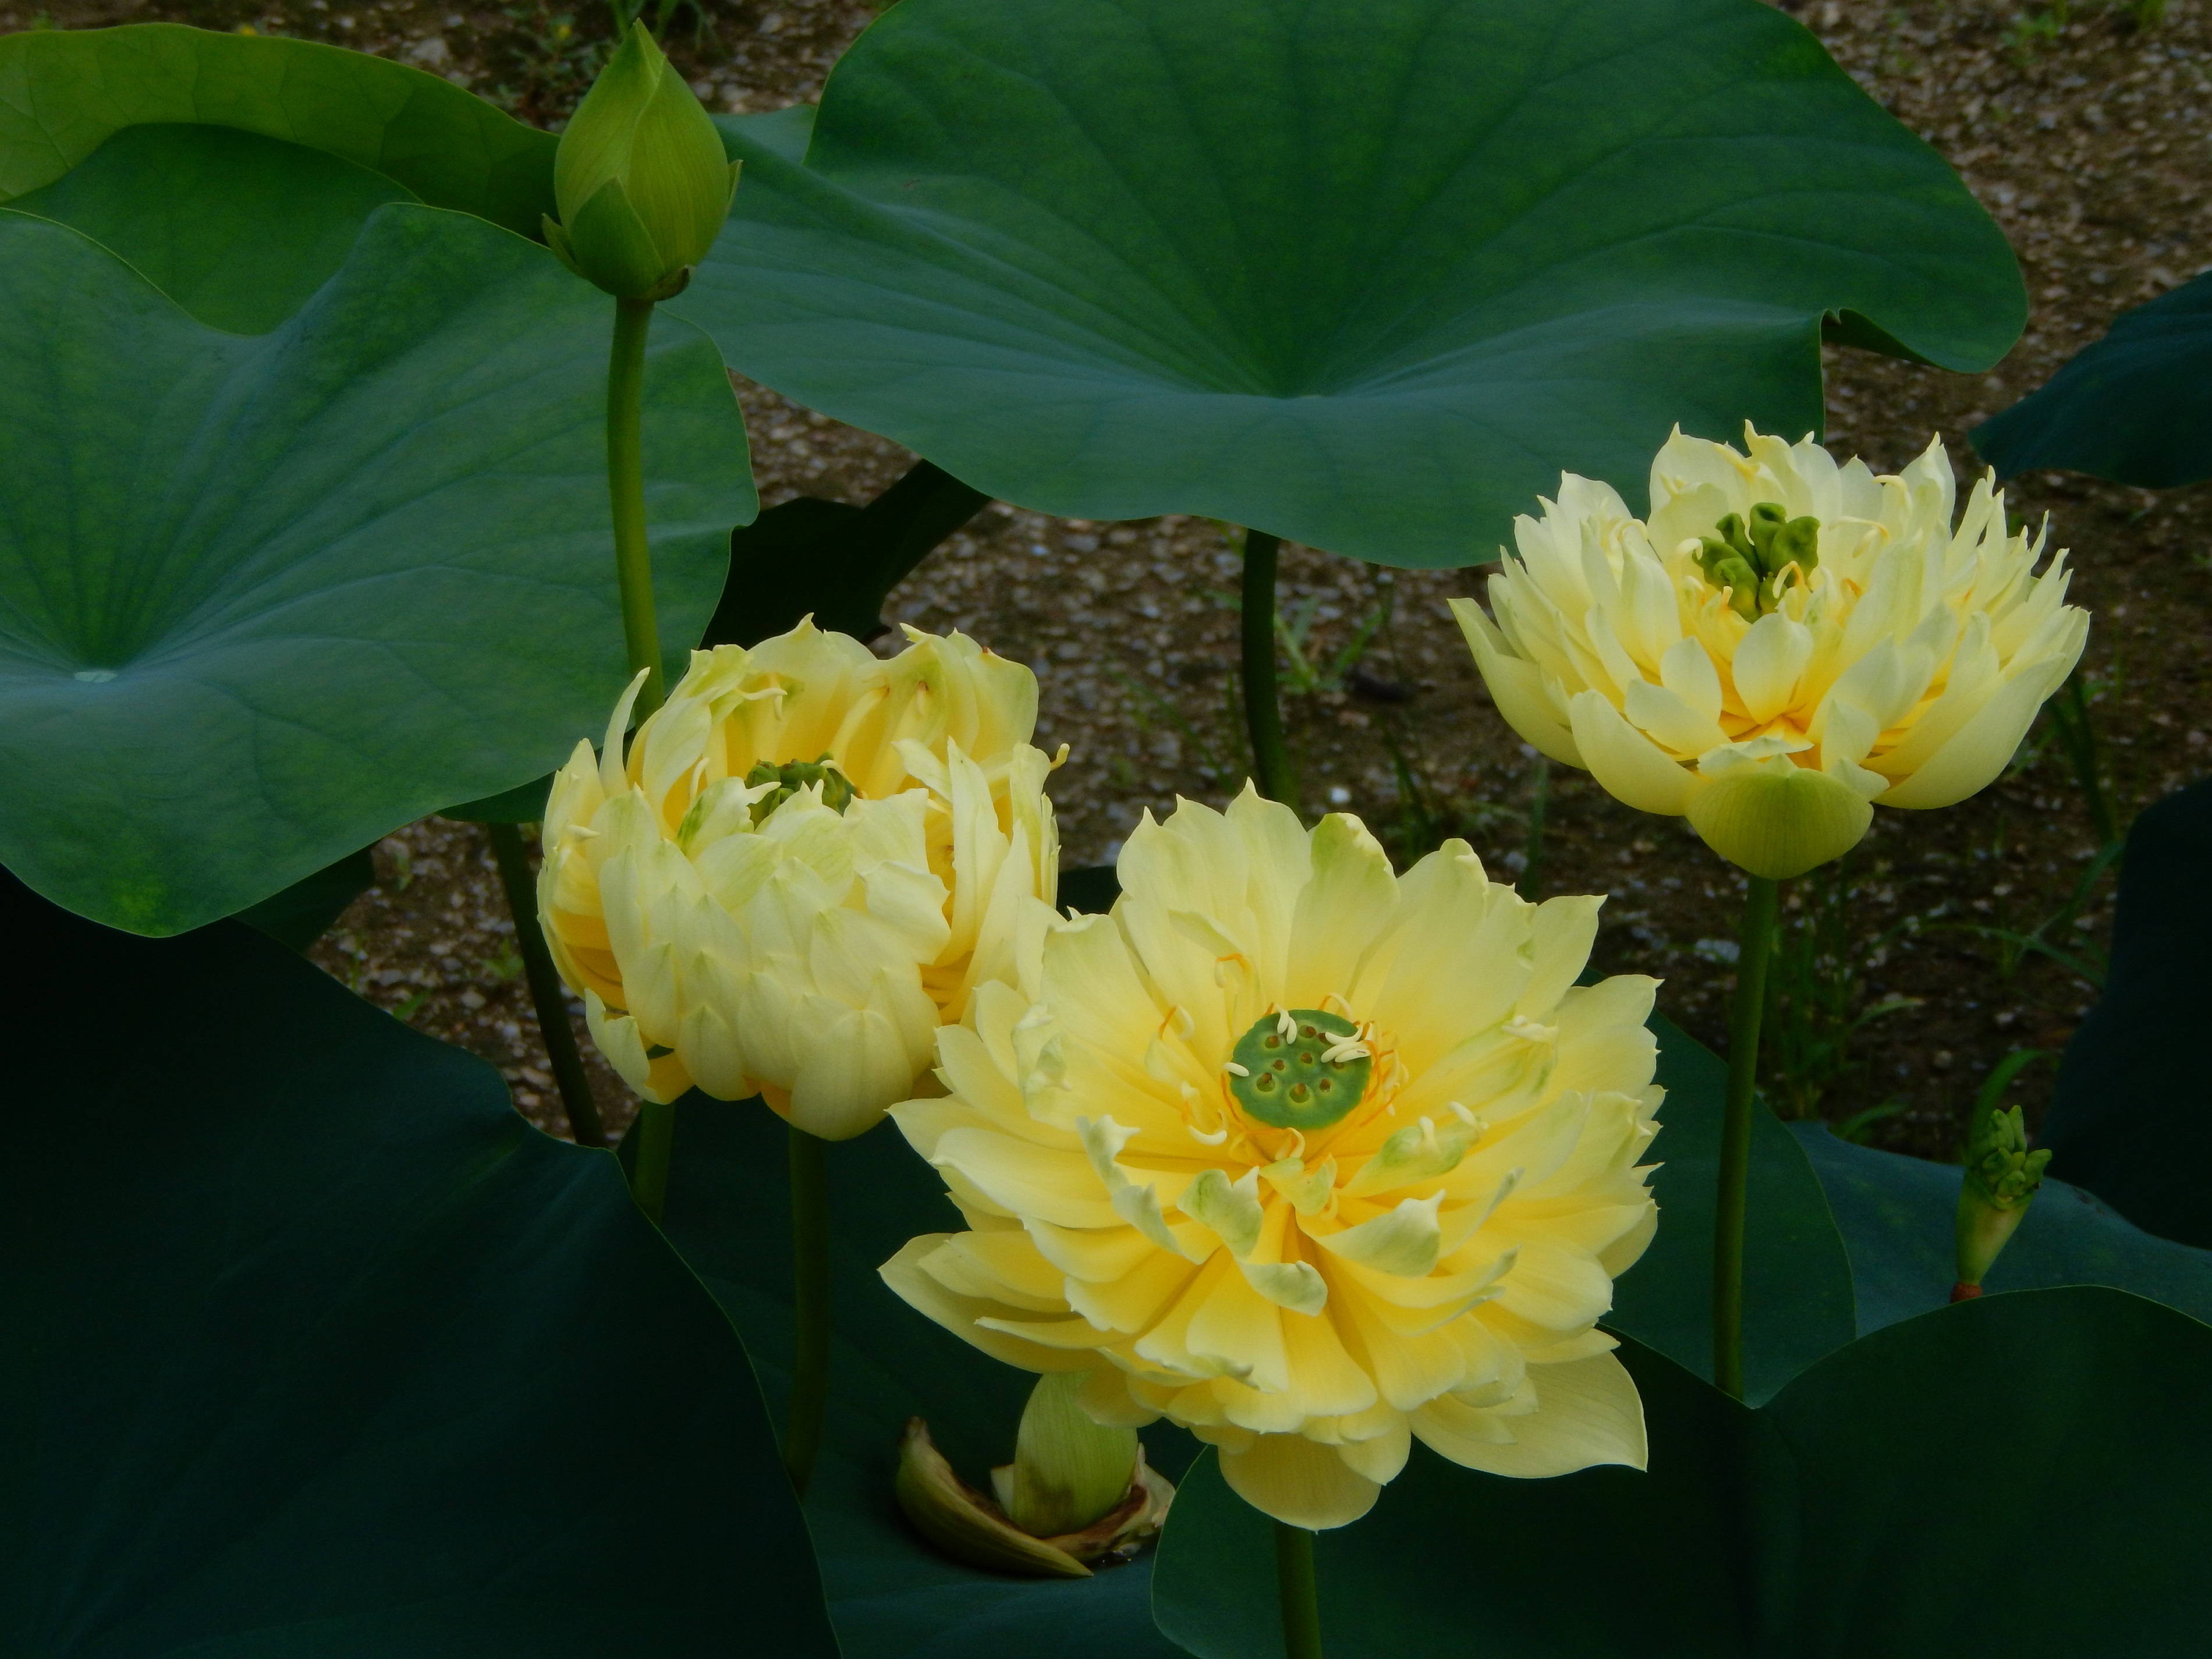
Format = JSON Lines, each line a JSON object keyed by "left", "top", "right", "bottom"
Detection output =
{"left": 893, "top": 1387, "right": 1174, "bottom": 1579}
{"left": 1953, "top": 1104, "right": 2051, "bottom": 1298}
{"left": 545, "top": 23, "right": 739, "bottom": 300}
{"left": 992, "top": 1372, "right": 1140, "bottom": 1539}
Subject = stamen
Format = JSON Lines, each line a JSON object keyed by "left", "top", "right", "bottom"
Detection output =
{"left": 1224, "top": 1061, "right": 1250, "bottom": 1077}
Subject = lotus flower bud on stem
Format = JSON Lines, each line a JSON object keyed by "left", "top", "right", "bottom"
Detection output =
{"left": 542, "top": 22, "right": 739, "bottom": 302}
{"left": 892, "top": 1379, "right": 1174, "bottom": 1580}
{"left": 994, "top": 1373, "right": 1142, "bottom": 1539}
{"left": 1953, "top": 1104, "right": 2051, "bottom": 1300}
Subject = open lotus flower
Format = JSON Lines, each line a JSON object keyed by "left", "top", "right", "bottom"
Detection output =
{"left": 882, "top": 789, "right": 1660, "bottom": 1529}
{"left": 538, "top": 621, "right": 1059, "bottom": 1139}
{"left": 1453, "top": 427, "right": 2090, "bottom": 879}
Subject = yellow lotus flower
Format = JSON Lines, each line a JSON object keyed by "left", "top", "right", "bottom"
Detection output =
{"left": 882, "top": 790, "right": 1660, "bottom": 1529}
{"left": 538, "top": 621, "right": 1060, "bottom": 1139}
{"left": 1452, "top": 427, "right": 2090, "bottom": 879}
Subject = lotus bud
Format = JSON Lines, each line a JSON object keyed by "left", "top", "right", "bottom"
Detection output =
{"left": 991, "top": 1373, "right": 1140, "bottom": 1539}
{"left": 543, "top": 23, "right": 738, "bottom": 301}
{"left": 1952, "top": 1104, "right": 2051, "bottom": 1300}
{"left": 893, "top": 1410, "right": 1173, "bottom": 1580}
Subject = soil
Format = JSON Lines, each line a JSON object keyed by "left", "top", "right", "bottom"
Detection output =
{"left": 22, "top": 0, "right": 2209, "bottom": 1161}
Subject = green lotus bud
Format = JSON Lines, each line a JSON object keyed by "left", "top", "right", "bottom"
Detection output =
{"left": 992, "top": 1373, "right": 1140, "bottom": 1538}
{"left": 895, "top": 1373, "right": 1176, "bottom": 1578}
{"left": 1952, "top": 1104, "right": 2051, "bottom": 1299}
{"left": 543, "top": 23, "right": 739, "bottom": 300}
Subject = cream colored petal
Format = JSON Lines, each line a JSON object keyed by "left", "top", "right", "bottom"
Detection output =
{"left": 1366, "top": 848, "right": 1532, "bottom": 1069}
{"left": 881, "top": 1234, "right": 1096, "bottom": 1373}
{"left": 1416, "top": 1351, "right": 1646, "bottom": 1479}
{"left": 1569, "top": 690, "right": 1696, "bottom": 816}
{"left": 1334, "top": 1415, "right": 1411, "bottom": 1486}
{"left": 1310, "top": 1193, "right": 1444, "bottom": 1277}
{"left": 1658, "top": 636, "right": 1724, "bottom": 726}
{"left": 1218, "top": 1434, "right": 1383, "bottom": 1529}
{"left": 1449, "top": 598, "right": 1583, "bottom": 766}
{"left": 934, "top": 1128, "right": 1122, "bottom": 1229}
{"left": 1186, "top": 1265, "right": 1290, "bottom": 1394}
{"left": 1731, "top": 612, "right": 1815, "bottom": 725}
{"left": 1622, "top": 677, "right": 1729, "bottom": 758}
{"left": 1284, "top": 813, "right": 1398, "bottom": 1008}
{"left": 1518, "top": 892, "right": 1604, "bottom": 1020}
{"left": 1876, "top": 653, "right": 2073, "bottom": 810}
{"left": 786, "top": 1001, "right": 922, "bottom": 1139}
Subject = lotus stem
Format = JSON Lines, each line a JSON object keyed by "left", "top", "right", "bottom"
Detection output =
{"left": 485, "top": 820, "right": 607, "bottom": 1149}
{"left": 631, "top": 1097, "right": 675, "bottom": 1226}
{"left": 1240, "top": 529, "right": 1295, "bottom": 806}
{"left": 1521, "top": 753, "right": 1550, "bottom": 899}
{"left": 607, "top": 295, "right": 664, "bottom": 717}
{"left": 784, "top": 1123, "right": 832, "bottom": 1498}
{"left": 1274, "top": 1522, "right": 1324, "bottom": 1659}
{"left": 1713, "top": 873, "right": 1779, "bottom": 1399}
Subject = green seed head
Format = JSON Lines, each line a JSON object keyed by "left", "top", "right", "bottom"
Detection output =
{"left": 1695, "top": 500, "right": 1821, "bottom": 619}
{"left": 1228, "top": 1009, "right": 1371, "bottom": 1132}
{"left": 747, "top": 753, "right": 856, "bottom": 823}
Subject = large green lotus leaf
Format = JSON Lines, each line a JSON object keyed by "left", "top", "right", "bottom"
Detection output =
{"left": 675, "top": 0, "right": 2023, "bottom": 566}
{"left": 0, "top": 206, "right": 751, "bottom": 936}
{"left": 1789, "top": 1122, "right": 2212, "bottom": 1334}
{"left": 1153, "top": 1289, "right": 2212, "bottom": 1658}
{"left": 9, "top": 123, "right": 417, "bottom": 333}
{"left": 0, "top": 870, "right": 838, "bottom": 1657}
{"left": 1766, "top": 1288, "right": 2212, "bottom": 1655}
{"left": 1151, "top": 1340, "right": 1746, "bottom": 1659}
{"left": 0, "top": 23, "right": 556, "bottom": 238}
{"left": 1605, "top": 1016, "right": 1857, "bottom": 1404}
{"left": 2040, "top": 778, "right": 2212, "bottom": 1246}
{"left": 706, "top": 460, "right": 992, "bottom": 648}
{"left": 1974, "top": 274, "right": 2212, "bottom": 485}
{"left": 648, "top": 1098, "right": 1190, "bottom": 1659}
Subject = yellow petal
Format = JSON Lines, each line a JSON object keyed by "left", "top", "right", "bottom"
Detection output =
{"left": 1413, "top": 1351, "right": 1644, "bottom": 1479}
{"left": 880, "top": 1234, "right": 1096, "bottom": 1374}
{"left": 1449, "top": 598, "right": 1582, "bottom": 766}
{"left": 1569, "top": 690, "right": 1696, "bottom": 816}
{"left": 1218, "top": 1434, "right": 1383, "bottom": 1529}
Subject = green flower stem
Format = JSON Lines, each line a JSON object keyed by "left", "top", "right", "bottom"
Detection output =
{"left": 784, "top": 1123, "right": 832, "bottom": 1499}
{"left": 485, "top": 820, "right": 607, "bottom": 1150}
{"left": 1240, "top": 529, "right": 1295, "bottom": 806}
{"left": 608, "top": 295, "right": 664, "bottom": 717}
{"left": 1521, "top": 753, "right": 1550, "bottom": 899}
{"left": 1713, "top": 873, "right": 1780, "bottom": 1400}
{"left": 1274, "top": 1522, "right": 1324, "bottom": 1659}
{"left": 630, "top": 1097, "right": 675, "bottom": 1226}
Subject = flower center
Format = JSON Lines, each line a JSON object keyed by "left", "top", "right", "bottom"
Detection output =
{"left": 1226, "top": 1009, "right": 1371, "bottom": 1131}
{"left": 746, "top": 753, "right": 856, "bottom": 823}
{"left": 1695, "top": 501, "right": 1820, "bottom": 620}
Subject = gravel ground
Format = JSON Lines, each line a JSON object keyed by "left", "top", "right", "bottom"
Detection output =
{"left": 26, "top": 0, "right": 2209, "bottom": 1158}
